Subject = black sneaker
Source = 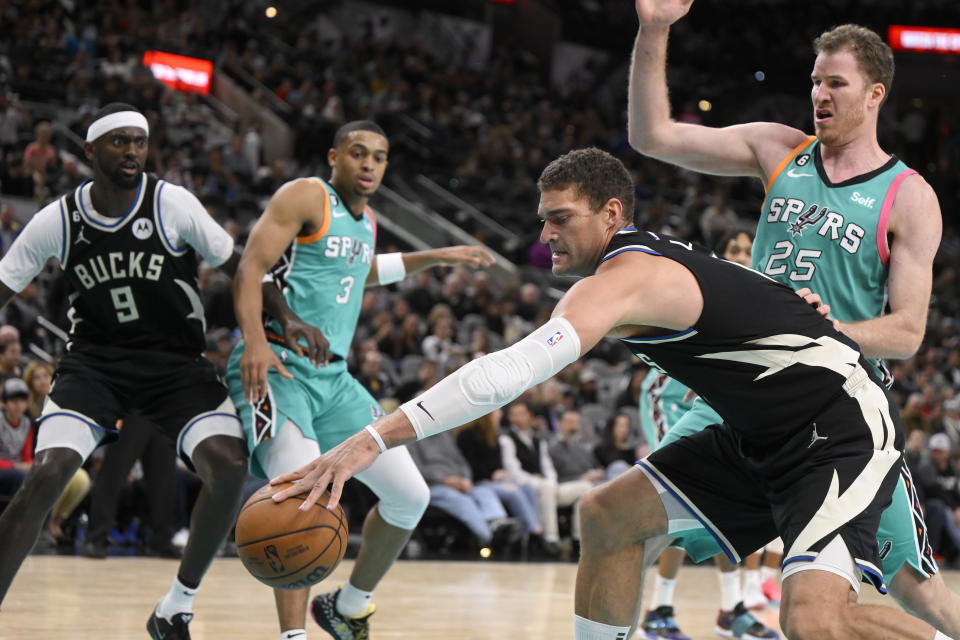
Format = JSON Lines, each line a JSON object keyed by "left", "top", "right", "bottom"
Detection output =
{"left": 147, "top": 610, "right": 194, "bottom": 640}
{"left": 311, "top": 588, "right": 375, "bottom": 640}
{"left": 81, "top": 539, "right": 108, "bottom": 559}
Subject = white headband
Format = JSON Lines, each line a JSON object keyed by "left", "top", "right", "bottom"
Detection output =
{"left": 85, "top": 111, "right": 149, "bottom": 143}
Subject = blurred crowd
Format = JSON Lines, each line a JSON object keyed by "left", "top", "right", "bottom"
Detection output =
{"left": 1, "top": 0, "right": 959, "bottom": 565}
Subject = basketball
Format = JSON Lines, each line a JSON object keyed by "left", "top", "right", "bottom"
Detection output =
{"left": 235, "top": 482, "right": 348, "bottom": 590}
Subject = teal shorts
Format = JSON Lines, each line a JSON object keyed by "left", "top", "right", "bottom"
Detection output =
{"left": 656, "top": 398, "right": 938, "bottom": 582}
{"left": 226, "top": 341, "right": 384, "bottom": 479}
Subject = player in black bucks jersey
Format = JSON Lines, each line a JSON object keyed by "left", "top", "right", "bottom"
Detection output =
{"left": 266, "top": 148, "right": 951, "bottom": 640}
{"left": 0, "top": 104, "right": 249, "bottom": 640}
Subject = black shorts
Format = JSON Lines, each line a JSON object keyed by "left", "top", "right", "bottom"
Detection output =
{"left": 43, "top": 344, "right": 229, "bottom": 445}
{"left": 642, "top": 374, "right": 903, "bottom": 593}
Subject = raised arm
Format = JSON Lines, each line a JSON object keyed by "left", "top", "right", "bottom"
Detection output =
{"left": 628, "top": 0, "right": 805, "bottom": 179}
{"left": 364, "top": 245, "right": 495, "bottom": 287}
{"left": 836, "top": 175, "right": 942, "bottom": 359}
{"left": 234, "top": 179, "right": 326, "bottom": 401}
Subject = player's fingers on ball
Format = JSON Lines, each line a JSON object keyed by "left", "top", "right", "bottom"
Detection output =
{"left": 300, "top": 481, "right": 326, "bottom": 511}
{"left": 327, "top": 478, "right": 344, "bottom": 511}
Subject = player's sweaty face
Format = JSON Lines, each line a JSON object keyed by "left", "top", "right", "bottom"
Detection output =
{"left": 92, "top": 127, "right": 148, "bottom": 189}
{"left": 331, "top": 131, "right": 389, "bottom": 199}
{"left": 537, "top": 187, "right": 606, "bottom": 276}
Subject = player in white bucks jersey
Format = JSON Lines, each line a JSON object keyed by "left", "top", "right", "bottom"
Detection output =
{"left": 627, "top": 2, "right": 954, "bottom": 637}
{"left": 267, "top": 148, "right": 949, "bottom": 640}
{"left": 231, "top": 120, "right": 494, "bottom": 640}
{"left": 0, "top": 104, "right": 249, "bottom": 640}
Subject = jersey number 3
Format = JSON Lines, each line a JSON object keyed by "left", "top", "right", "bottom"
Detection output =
{"left": 336, "top": 276, "right": 355, "bottom": 304}
{"left": 763, "top": 240, "right": 822, "bottom": 282}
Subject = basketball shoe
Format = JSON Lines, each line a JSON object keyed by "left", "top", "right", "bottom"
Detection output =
{"left": 146, "top": 610, "right": 193, "bottom": 640}
{"left": 641, "top": 605, "right": 693, "bottom": 639}
{"left": 311, "top": 587, "right": 375, "bottom": 640}
{"left": 715, "top": 602, "right": 780, "bottom": 639}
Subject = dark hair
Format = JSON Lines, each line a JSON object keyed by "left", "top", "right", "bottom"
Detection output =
{"left": 814, "top": 25, "right": 894, "bottom": 104}
{"left": 714, "top": 229, "right": 754, "bottom": 256}
{"left": 333, "top": 120, "right": 387, "bottom": 147}
{"left": 91, "top": 102, "right": 142, "bottom": 123}
{"left": 537, "top": 147, "right": 635, "bottom": 223}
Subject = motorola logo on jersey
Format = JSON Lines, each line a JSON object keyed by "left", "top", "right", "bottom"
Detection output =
{"left": 72, "top": 251, "right": 165, "bottom": 289}
{"left": 324, "top": 236, "right": 373, "bottom": 265}
{"left": 766, "top": 198, "right": 866, "bottom": 254}
{"left": 132, "top": 218, "right": 154, "bottom": 239}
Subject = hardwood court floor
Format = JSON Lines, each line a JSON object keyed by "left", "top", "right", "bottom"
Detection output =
{"left": 3, "top": 556, "right": 959, "bottom": 639}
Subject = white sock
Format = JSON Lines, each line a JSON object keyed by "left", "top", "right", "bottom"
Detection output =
{"left": 280, "top": 630, "right": 306, "bottom": 639}
{"left": 934, "top": 632, "right": 955, "bottom": 640}
{"left": 743, "top": 568, "right": 762, "bottom": 592}
{"left": 156, "top": 576, "right": 197, "bottom": 620}
{"left": 336, "top": 580, "right": 374, "bottom": 618}
{"left": 573, "top": 614, "right": 631, "bottom": 640}
{"left": 718, "top": 569, "right": 742, "bottom": 611}
{"left": 760, "top": 566, "right": 778, "bottom": 583}
{"left": 653, "top": 575, "right": 677, "bottom": 608}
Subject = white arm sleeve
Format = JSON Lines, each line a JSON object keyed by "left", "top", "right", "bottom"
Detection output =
{"left": 399, "top": 316, "right": 582, "bottom": 439}
{"left": 0, "top": 201, "right": 66, "bottom": 292}
{"left": 157, "top": 182, "right": 235, "bottom": 267}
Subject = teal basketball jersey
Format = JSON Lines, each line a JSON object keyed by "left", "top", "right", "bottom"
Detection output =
{"left": 639, "top": 370, "right": 695, "bottom": 449}
{"left": 755, "top": 136, "right": 916, "bottom": 379}
{"left": 267, "top": 177, "right": 376, "bottom": 358}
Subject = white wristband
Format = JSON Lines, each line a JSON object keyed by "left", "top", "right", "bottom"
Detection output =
{"left": 376, "top": 252, "right": 406, "bottom": 285}
{"left": 364, "top": 424, "right": 387, "bottom": 453}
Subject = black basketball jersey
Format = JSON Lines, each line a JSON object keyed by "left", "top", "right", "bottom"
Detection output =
{"left": 59, "top": 175, "right": 206, "bottom": 355}
{"left": 604, "top": 228, "right": 885, "bottom": 447}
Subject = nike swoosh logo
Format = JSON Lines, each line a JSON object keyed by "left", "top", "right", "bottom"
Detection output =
{"left": 286, "top": 633, "right": 305, "bottom": 638}
{"left": 332, "top": 210, "right": 348, "bottom": 217}
{"left": 417, "top": 401, "right": 435, "bottom": 420}
{"left": 787, "top": 168, "right": 813, "bottom": 178}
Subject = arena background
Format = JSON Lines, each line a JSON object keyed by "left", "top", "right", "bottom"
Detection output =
{"left": 1, "top": 0, "right": 960, "bottom": 566}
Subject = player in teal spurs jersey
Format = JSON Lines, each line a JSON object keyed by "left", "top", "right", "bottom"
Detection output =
{"left": 628, "top": 1, "right": 954, "bottom": 637}
{"left": 229, "top": 120, "right": 494, "bottom": 640}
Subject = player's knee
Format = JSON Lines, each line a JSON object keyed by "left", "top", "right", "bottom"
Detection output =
{"left": 19, "top": 451, "right": 80, "bottom": 507}
{"left": 192, "top": 435, "right": 249, "bottom": 491}
{"left": 780, "top": 598, "right": 847, "bottom": 639}
{"left": 376, "top": 473, "right": 429, "bottom": 530}
{"left": 579, "top": 485, "right": 630, "bottom": 549}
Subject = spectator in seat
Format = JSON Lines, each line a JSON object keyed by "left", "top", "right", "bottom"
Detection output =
{"left": 915, "top": 432, "right": 960, "bottom": 562}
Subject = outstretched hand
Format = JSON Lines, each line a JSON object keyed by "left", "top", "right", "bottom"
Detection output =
{"left": 437, "top": 245, "right": 496, "bottom": 269}
{"left": 269, "top": 429, "right": 382, "bottom": 511}
{"left": 635, "top": 0, "right": 695, "bottom": 26}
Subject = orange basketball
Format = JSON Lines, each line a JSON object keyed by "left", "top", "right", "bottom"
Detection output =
{"left": 235, "top": 482, "right": 348, "bottom": 590}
